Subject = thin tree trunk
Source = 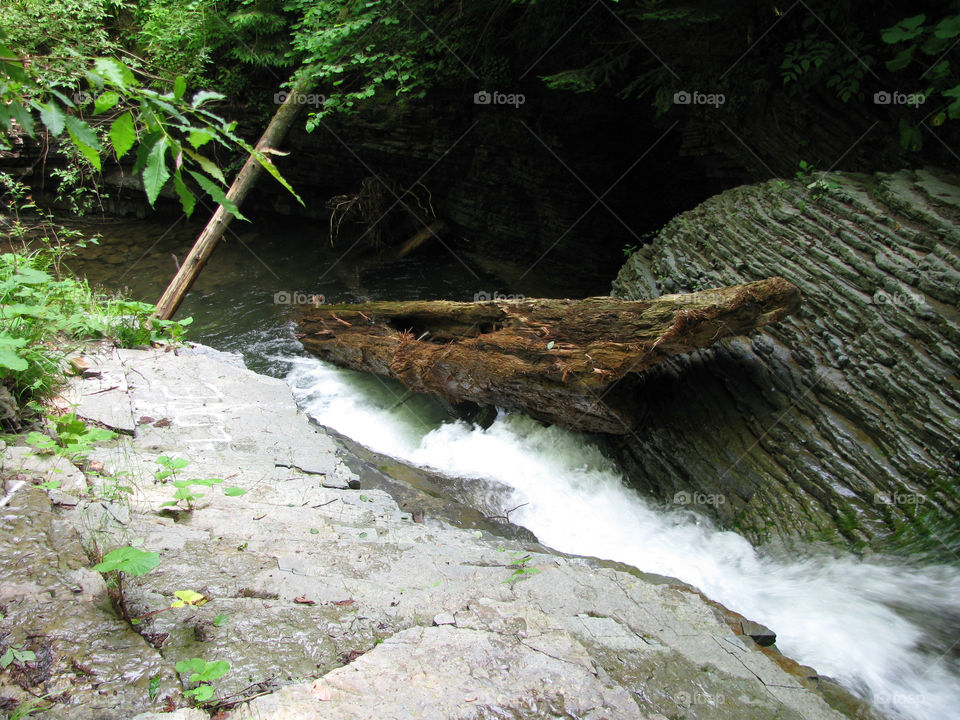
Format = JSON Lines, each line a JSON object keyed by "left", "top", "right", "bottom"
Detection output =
{"left": 153, "top": 75, "right": 313, "bottom": 320}
{"left": 296, "top": 278, "right": 801, "bottom": 433}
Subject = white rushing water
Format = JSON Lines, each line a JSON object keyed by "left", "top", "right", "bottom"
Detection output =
{"left": 284, "top": 355, "right": 960, "bottom": 720}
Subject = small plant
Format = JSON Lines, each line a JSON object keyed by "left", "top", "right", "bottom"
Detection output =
{"left": 0, "top": 642, "right": 36, "bottom": 668}
{"left": 162, "top": 477, "right": 224, "bottom": 510}
{"left": 154, "top": 455, "right": 189, "bottom": 483}
{"left": 503, "top": 551, "right": 541, "bottom": 585}
{"left": 93, "top": 545, "right": 161, "bottom": 577}
{"left": 92, "top": 545, "right": 161, "bottom": 621}
{"left": 622, "top": 243, "right": 639, "bottom": 258}
{"left": 795, "top": 159, "right": 816, "bottom": 181}
{"left": 130, "top": 589, "right": 208, "bottom": 624}
{"left": 8, "top": 694, "right": 48, "bottom": 720}
{"left": 175, "top": 657, "right": 230, "bottom": 704}
{"left": 26, "top": 413, "right": 116, "bottom": 462}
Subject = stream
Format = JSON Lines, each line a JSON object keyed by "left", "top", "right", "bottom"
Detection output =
{"left": 68, "top": 215, "right": 960, "bottom": 720}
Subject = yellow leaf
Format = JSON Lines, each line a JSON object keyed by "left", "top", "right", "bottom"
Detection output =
{"left": 170, "top": 590, "right": 206, "bottom": 608}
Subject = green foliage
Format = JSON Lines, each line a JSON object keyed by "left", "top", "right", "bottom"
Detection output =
{"left": 780, "top": 32, "right": 872, "bottom": 103}
{"left": 161, "top": 476, "right": 224, "bottom": 510}
{"left": 175, "top": 657, "right": 230, "bottom": 704}
{"left": 26, "top": 413, "right": 116, "bottom": 461}
{"left": 154, "top": 454, "right": 190, "bottom": 482}
{"left": 0, "top": 26, "right": 300, "bottom": 218}
{"left": 0, "top": 177, "right": 192, "bottom": 412}
{"left": 880, "top": 11, "right": 960, "bottom": 148}
{"left": 93, "top": 545, "right": 161, "bottom": 576}
{"left": 502, "top": 551, "right": 541, "bottom": 585}
{"left": 0, "top": 643, "right": 37, "bottom": 669}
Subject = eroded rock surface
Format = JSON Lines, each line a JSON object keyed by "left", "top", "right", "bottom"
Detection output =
{"left": 2, "top": 346, "right": 872, "bottom": 718}
{"left": 610, "top": 168, "right": 960, "bottom": 549}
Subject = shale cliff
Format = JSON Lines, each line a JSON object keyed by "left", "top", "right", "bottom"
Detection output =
{"left": 610, "top": 168, "right": 960, "bottom": 550}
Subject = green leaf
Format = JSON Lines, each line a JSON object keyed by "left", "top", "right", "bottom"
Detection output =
{"left": 546, "top": 341, "right": 555, "bottom": 350}
{"left": 934, "top": 15, "right": 960, "bottom": 39}
{"left": 0, "top": 649, "right": 12, "bottom": 668}
{"left": 173, "top": 76, "right": 187, "bottom": 100}
{"left": 188, "top": 170, "right": 247, "bottom": 220}
{"left": 131, "top": 131, "right": 159, "bottom": 174}
{"left": 110, "top": 112, "right": 136, "bottom": 159}
{"left": 882, "top": 14, "right": 926, "bottom": 43}
{"left": 223, "top": 487, "right": 246, "bottom": 496}
{"left": 8, "top": 102, "right": 35, "bottom": 137}
{"left": 94, "top": 91, "right": 120, "bottom": 114}
{"left": 187, "top": 127, "right": 215, "bottom": 149}
{"left": 175, "top": 658, "right": 206, "bottom": 675}
{"left": 172, "top": 171, "right": 196, "bottom": 216}
{"left": 886, "top": 47, "right": 914, "bottom": 71}
{"left": 185, "top": 684, "right": 214, "bottom": 702}
{"left": 93, "top": 57, "right": 136, "bottom": 89}
{"left": 0, "top": 348, "right": 28, "bottom": 372}
{"left": 93, "top": 546, "right": 160, "bottom": 576}
{"left": 143, "top": 136, "right": 171, "bottom": 206}
{"left": 38, "top": 102, "right": 66, "bottom": 136}
{"left": 239, "top": 140, "right": 303, "bottom": 205}
{"left": 194, "top": 660, "right": 229, "bottom": 682}
{"left": 191, "top": 90, "right": 226, "bottom": 108}
{"left": 158, "top": 455, "right": 190, "bottom": 470}
{"left": 212, "top": 613, "right": 229, "bottom": 627}
{"left": 64, "top": 116, "right": 102, "bottom": 171}
{"left": 183, "top": 148, "right": 226, "bottom": 185}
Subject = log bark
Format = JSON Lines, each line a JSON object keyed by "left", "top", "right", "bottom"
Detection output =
{"left": 153, "top": 74, "right": 313, "bottom": 320}
{"left": 296, "top": 277, "right": 801, "bottom": 434}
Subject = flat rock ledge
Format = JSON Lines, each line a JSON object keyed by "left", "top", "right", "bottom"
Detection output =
{"left": 0, "top": 345, "right": 875, "bottom": 719}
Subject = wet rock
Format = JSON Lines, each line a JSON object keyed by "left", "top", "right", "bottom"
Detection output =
{"left": 321, "top": 475, "right": 350, "bottom": 490}
{"left": 610, "top": 168, "right": 960, "bottom": 548}
{"left": 1, "top": 445, "right": 86, "bottom": 494}
{"left": 741, "top": 620, "right": 777, "bottom": 647}
{"left": 131, "top": 710, "right": 208, "bottom": 720}
{"left": 0, "top": 486, "right": 179, "bottom": 718}
{"left": 29, "top": 346, "right": 865, "bottom": 720}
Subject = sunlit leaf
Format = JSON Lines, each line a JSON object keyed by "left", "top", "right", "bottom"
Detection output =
{"left": 110, "top": 112, "right": 136, "bottom": 159}
{"left": 93, "top": 546, "right": 160, "bottom": 576}
{"left": 188, "top": 170, "right": 247, "bottom": 220}
{"left": 143, "top": 136, "right": 171, "bottom": 206}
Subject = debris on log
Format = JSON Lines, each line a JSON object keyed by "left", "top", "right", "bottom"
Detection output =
{"left": 296, "top": 277, "right": 801, "bottom": 434}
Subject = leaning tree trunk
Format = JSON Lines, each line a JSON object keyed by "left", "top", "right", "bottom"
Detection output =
{"left": 153, "top": 74, "right": 313, "bottom": 320}
{"left": 296, "top": 278, "right": 800, "bottom": 434}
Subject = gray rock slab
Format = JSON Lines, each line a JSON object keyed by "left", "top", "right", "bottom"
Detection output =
{"left": 20, "top": 347, "right": 866, "bottom": 720}
{"left": 1, "top": 445, "right": 86, "bottom": 493}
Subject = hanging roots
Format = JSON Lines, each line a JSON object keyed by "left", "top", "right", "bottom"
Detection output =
{"left": 325, "top": 176, "right": 437, "bottom": 251}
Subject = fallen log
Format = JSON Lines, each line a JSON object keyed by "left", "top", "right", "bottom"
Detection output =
{"left": 296, "top": 277, "right": 801, "bottom": 434}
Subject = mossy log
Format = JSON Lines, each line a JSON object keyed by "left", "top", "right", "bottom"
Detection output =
{"left": 296, "top": 277, "right": 800, "bottom": 433}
